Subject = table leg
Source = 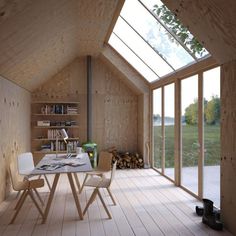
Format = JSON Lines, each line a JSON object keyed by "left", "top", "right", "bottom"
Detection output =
{"left": 42, "top": 173, "right": 60, "bottom": 224}
{"left": 73, "top": 173, "right": 81, "bottom": 192}
{"left": 67, "top": 173, "right": 83, "bottom": 220}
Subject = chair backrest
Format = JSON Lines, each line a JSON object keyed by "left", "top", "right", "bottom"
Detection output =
{"left": 17, "top": 152, "right": 35, "bottom": 175}
{"left": 9, "top": 163, "right": 28, "bottom": 191}
{"left": 97, "top": 151, "right": 112, "bottom": 171}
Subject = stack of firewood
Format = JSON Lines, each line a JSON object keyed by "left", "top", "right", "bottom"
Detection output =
{"left": 107, "top": 147, "right": 144, "bottom": 169}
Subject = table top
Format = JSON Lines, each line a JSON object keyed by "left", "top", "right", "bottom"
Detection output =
{"left": 31, "top": 153, "right": 92, "bottom": 175}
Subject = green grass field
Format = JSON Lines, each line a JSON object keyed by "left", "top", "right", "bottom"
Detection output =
{"left": 153, "top": 124, "right": 220, "bottom": 168}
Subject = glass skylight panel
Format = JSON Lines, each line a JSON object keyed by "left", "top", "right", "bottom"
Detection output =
{"left": 120, "top": 0, "right": 195, "bottom": 70}
{"left": 108, "top": 0, "right": 210, "bottom": 82}
{"left": 113, "top": 17, "right": 173, "bottom": 77}
{"left": 140, "top": 0, "right": 209, "bottom": 59}
{"left": 109, "top": 33, "right": 159, "bottom": 82}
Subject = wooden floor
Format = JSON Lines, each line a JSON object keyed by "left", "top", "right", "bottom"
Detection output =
{"left": 0, "top": 169, "right": 232, "bottom": 236}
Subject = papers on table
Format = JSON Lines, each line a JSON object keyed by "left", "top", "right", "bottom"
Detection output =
{"left": 37, "top": 159, "right": 85, "bottom": 171}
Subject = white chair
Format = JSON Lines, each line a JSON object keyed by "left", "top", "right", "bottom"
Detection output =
{"left": 17, "top": 152, "right": 51, "bottom": 191}
{"left": 9, "top": 163, "right": 44, "bottom": 224}
{"left": 79, "top": 151, "right": 113, "bottom": 193}
{"left": 83, "top": 161, "right": 117, "bottom": 219}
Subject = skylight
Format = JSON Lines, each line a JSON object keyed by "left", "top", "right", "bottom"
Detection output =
{"left": 108, "top": 0, "right": 209, "bottom": 82}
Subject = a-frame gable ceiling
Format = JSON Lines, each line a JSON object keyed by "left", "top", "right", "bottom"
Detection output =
{"left": 1, "top": 0, "right": 236, "bottom": 92}
{"left": 0, "top": 0, "right": 120, "bottom": 91}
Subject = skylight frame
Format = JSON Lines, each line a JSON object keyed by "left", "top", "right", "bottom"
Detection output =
{"left": 137, "top": 0, "right": 198, "bottom": 61}
{"left": 108, "top": 0, "right": 210, "bottom": 83}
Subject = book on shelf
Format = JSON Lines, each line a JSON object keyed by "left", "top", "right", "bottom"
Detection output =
{"left": 39, "top": 104, "right": 79, "bottom": 115}
{"left": 37, "top": 120, "right": 50, "bottom": 126}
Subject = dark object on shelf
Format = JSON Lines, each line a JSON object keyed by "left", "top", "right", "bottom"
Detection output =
{"left": 50, "top": 121, "right": 56, "bottom": 126}
{"left": 196, "top": 199, "right": 223, "bottom": 231}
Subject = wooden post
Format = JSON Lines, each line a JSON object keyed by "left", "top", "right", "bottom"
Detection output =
{"left": 161, "top": 86, "right": 165, "bottom": 174}
{"left": 221, "top": 60, "right": 236, "bottom": 235}
{"left": 174, "top": 79, "right": 181, "bottom": 186}
{"left": 198, "top": 72, "right": 204, "bottom": 199}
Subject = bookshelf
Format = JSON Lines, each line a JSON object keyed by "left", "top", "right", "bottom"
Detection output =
{"left": 31, "top": 101, "right": 80, "bottom": 157}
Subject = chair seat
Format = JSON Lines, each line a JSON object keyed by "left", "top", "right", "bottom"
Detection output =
{"left": 13, "top": 180, "right": 29, "bottom": 191}
{"left": 14, "top": 178, "right": 44, "bottom": 191}
{"left": 85, "top": 176, "right": 110, "bottom": 188}
{"left": 29, "top": 179, "right": 44, "bottom": 189}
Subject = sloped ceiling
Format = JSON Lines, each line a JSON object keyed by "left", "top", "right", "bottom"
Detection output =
{"left": 1, "top": 0, "right": 236, "bottom": 92}
{"left": 163, "top": 0, "right": 236, "bottom": 65}
{"left": 0, "top": 0, "right": 120, "bottom": 91}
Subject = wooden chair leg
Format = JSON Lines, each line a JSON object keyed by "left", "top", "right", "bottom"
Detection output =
{"left": 73, "top": 173, "right": 81, "bottom": 192}
{"left": 34, "top": 188, "right": 44, "bottom": 206}
{"left": 83, "top": 189, "right": 98, "bottom": 216}
{"left": 10, "top": 191, "right": 28, "bottom": 224}
{"left": 107, "top": 188, "right": 116, "bottom": 205}
{"left": 43, "top": 174, "right": 51, "bottom": 191}
{"left": 16, "top": 190, "right": 21, "bottom": 199}
{"left": 79, "top": 174, "right": 89, "bottom": 194}
{"left": 14, "top": 190, "right": 26, "bottom": 210}
{"left": 28, "top": 190, "right": 44, "bottom": 217}
{"left": 97, "top": 189, "right": 112, "bottom": 219}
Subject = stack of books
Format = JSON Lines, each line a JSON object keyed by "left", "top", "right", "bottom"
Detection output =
{"left": 67, "top": 105, "right": 78, "bottom": 114}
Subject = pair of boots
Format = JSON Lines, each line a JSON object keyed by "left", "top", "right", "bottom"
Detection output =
{"left": 196, "top": 199, "right": 223, "bottom": 230}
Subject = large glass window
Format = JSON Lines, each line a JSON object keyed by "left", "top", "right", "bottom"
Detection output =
{"left": 181, "top": 75, "right": 199, "bottom": 194}
{"left": 109, "top": 34, "right": 158, "bottom": 82}
{"left": 152, "top": 67, "right": 220, "bottom": 204}
{"left": 203, "top": 67, "right": 221, "bottom": 207}
{"left": 120, "top": 0, "right": 194, "bottom": 70}
{"left": 108, "top": 0, "right": 209, "bottom": 82}
{"left": 164, "top": 84, "right": 175, "bottom": 179}
{"left": 153, "top": 88, "right": 162, "bottom": 171}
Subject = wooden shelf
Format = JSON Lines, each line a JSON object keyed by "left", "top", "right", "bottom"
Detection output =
{"left": 31, "top": 101, "right": 79, "bottom": 104}
{"left": 31, "top": 101, "right": 80, "bottom": 158}
{"left": 33, "top": 126, "right": 80, "bottom": 129}
{"left": 33, "top": 151, "right": 76, "bottom": 154}
{"left": 33, "top": 138, "right": 80, "bottom": 141}
{"left": 32, "top": 113, "right": 79, "bottom": 116}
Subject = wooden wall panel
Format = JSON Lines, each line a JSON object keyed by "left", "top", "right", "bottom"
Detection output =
{"left": 221, "top": 60, "right": 236, "bottom": 235}
{"left": 32, "top": 57, "right": 87, "bottom": 154}
{"left": 93, "top": 57, "right": 138, "bottom": 152}
{"left": 102, "top": 45, "right": 151, "bottom": 165}
{"left": 32, "top": 56, "right": 139, "bottom": 155}
{"left": 0, "top": 76, "right": 31, "bottom": 203}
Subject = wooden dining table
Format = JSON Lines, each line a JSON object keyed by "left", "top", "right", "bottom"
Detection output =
{"left": 31, "top": 153, "right": 92, "bottom": 223}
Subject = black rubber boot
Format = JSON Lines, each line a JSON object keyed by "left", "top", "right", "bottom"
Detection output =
{"left": 202, "top": 198, "right": 223, "bottom": 231}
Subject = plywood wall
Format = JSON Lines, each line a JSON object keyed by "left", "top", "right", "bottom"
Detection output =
{"left": 32, "top": 56, "right": 138, "bottom": 153}
{"left": 102, "top": 45, "right": 151, "bottom": 165}
{"left": 92, "top": 57, "right": 138, "bottom": 152}
{"left": 0, "top": 76, "right": 31, "bottom": 203}
{"left": 221, "top": 60, "right": 236, "bottom": 235}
